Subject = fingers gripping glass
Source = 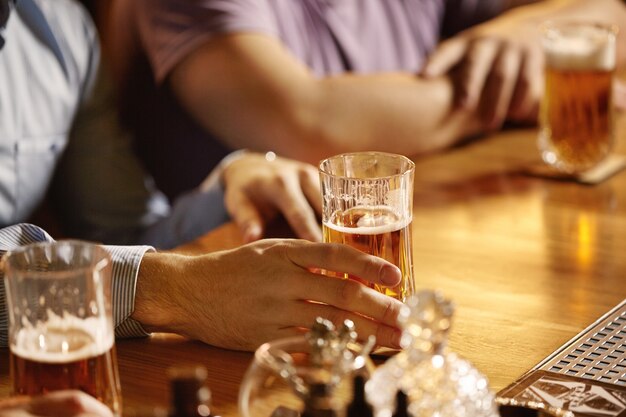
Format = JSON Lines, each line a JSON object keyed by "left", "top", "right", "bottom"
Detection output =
{"left": 319, "top": 152, "right": 415, "bottom": 302}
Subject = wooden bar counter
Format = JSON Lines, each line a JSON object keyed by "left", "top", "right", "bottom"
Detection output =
{"left": 1, "top": 118, "right": 626, "bottom": 416}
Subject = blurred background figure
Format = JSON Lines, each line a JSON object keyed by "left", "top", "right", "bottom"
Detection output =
{"left": 1, "top": 0, "right": 405, "bottom": 356}
{"left": 76, "top": 0, "right": 107, "bottom": 29}
{"left": 108, "top": 0, "right": 626, "bottom": 202}
{"left": 2, "top": 0, "right": 322, "bottom": 247}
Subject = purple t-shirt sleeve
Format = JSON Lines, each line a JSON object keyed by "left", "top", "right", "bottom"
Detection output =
{"left": 134, "top": 0, "right": 278, "bottom": 83}
{"left": 441, "top": 0, "right": 505, "bottom": 38}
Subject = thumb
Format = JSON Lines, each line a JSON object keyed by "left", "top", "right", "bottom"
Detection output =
{"left": 614, "top": 80, "right": 626, "bottom": 111}
{"left": 421, "top": 37, "right": 468, "bottom": 77}
{"left": 225, "top": 191, "right": 264, "bottom": 243}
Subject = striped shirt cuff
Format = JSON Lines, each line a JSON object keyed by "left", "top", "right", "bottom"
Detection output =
{"left": 103, "top": 245, "right": 154, "bottom": 338}
{"left": 0, "top": 224, "right": 55, "bottom": 348}
{"left": 0, "top": 224, "right": 154, "bottom": 346}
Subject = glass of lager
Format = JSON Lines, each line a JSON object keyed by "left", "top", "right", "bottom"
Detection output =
{"left": 319, "top": 152, "right": 415, "bottom": 302}
{"left": 539, "top": 21, "right": 617, "bottom": 174}
{"left": 3, "top": 241, "right": 121, "bottom": 415}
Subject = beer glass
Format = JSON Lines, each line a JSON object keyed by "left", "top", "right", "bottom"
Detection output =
{"left": 3, "top": 241, "right": 121, "bottom": 415}
{"left": 319, "top": 152, "right": 415, "bottom": 302}
{"left": 539, "top": 21, "right": 617, "bottom": 174}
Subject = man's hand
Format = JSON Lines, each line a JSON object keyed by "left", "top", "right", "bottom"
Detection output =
{"left": 422, "top": 11, "right": 543, "bottom": 129}
{"left": 615, "top": 80, "right": 626, "bottom": 111}
{"left": 0, "top": 391, "right": 113, "bottom": 417}
{"left": 221, "top": 153, "right": 322, "bottom": 242}
{"left": 134, "top": 240, "right": 405, "bottom": 351}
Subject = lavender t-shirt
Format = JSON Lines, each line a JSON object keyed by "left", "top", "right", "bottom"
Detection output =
{"left": 113, "top": 0, "right": 504, "bottom": 199}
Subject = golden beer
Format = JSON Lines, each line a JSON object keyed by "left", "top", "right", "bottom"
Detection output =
{"left": 323, "top": 206, "right": 414, "bottom": 302}
{"left": 4, "top": 242, "right": 121, "bottom": 416}
{"left": 10, "top": 319, "right": 121, "bottom": 415}
{"left": 539, "top": 22, "right": 616, "bottom": 173}
{"left": 320, "top": 152, "right": 415, "bottom": 302}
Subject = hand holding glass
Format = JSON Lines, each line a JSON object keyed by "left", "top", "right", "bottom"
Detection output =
{"left": 319, "top": 152, "right": 415, "bottom": 302}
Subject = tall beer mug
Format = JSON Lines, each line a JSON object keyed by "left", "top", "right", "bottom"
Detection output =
{"left": 319, "top": 152, "right": 415, "bottom": 302}
{"left": 3, "top": 241, "right": 122, "bottom": 415}
{"left": 539, "top": 21, "right": 617, "bottom": 173}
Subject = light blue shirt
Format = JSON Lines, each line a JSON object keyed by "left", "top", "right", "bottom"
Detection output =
{"left": 0, "top": 0, "right": 230, "bottom": 249}
{"left": 0, "top": 0, "right": 237, "bottom": 343}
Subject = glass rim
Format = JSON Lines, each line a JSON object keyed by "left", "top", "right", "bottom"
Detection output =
{"left": 541, "top": 19, "right": 619, "bottom": 37}
{"left": 318, "top": 151, "right": 415, "bottom": 180}
{"left": 3, "top": 239, "right": 110, "bottom": 279}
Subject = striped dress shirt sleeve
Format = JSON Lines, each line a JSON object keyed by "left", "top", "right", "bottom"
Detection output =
{"left": 0, "top": 223, "right": 153, "bottom": 347}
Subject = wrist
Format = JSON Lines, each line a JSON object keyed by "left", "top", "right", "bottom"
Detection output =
{"left": 200, "top": 149, "right": 249, "bottom": 192}
{"left": 131, "top": 252, "right": 190, "bottom": 333}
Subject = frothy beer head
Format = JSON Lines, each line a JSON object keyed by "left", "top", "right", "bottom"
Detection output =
{"left": 322, "top": 206, "right": 414, "bottom": 301}
{"left": 324, "top": 206, "right": 410, "bottom": 235}
{"left": 11, "top": 312, "right": 113, "bottom": 363}
{"left": 543, "top": 22, "right": 616, "bottom": 71}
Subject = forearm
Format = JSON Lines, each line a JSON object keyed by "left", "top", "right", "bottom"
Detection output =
{"left": 131, "top": 251, "right": 222, "bottom": 339}
{"left": 169, "top": 32, "right": 487, "bottom": 163}
{"left": 503, "top": 0, "right": 544, "bottom": 10}
{"left": 176, "top": 69, "right": 483, "bottom": 164}
{"left": 131, "top": 252, "right": 188, "bottom": 334}
{"left": 305, "top": 73, "right": 485, "bottom": 161}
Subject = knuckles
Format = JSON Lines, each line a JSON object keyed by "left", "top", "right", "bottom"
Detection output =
{"left": 361, "top": 258, "right": 385, "bottom": 283}
{"left": 381, "top": 299, "right": 401, "bottom": 325}
{"left": 337, "top": 279, "right": 365, "bottom": 305}
{"left": 323, "top": 243, "right": 349, "bottom": 266}
{"left": 270, "top": 172, "right": 290, "bottom": 190}
{"left": 375, "top": 324, "right": 396, "bottom": 348}
{"left": 325, "top": 308, "right": 350, "bottom": 329}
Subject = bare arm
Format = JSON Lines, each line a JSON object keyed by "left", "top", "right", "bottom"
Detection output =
{"left": 424, "top": 0, "right": 626, "bottom": 129}
{"left": 502, "top": 0, "right": 545, "bottom": 10}
{"left": 132, "top": 241, "right": 405, "bottom": 351}
{"left": 168, "top": 33, "right": 484, "bottom": 164}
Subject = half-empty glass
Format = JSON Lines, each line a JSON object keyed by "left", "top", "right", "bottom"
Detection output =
{"left": 539, "top": 21, "right": 617, "bottom": 173}
{"left": 319, "top": 152, "right": 415, "bottom": 302}
{"left": 3, "top": 241, "right": 121, "bottom": 415}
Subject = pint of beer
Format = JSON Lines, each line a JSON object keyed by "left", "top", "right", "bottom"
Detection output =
{"left": 319, "top": 152, "right": 415, "bottom": 302}
{"left": 3, "top": 241, "right": 122, "bottom": 416}
{"left": 539, "top": 22, "right": 617, "bottom": 173}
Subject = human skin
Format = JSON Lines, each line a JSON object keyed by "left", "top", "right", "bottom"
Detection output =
{"left": 0, "top": 391, "right": 113, "bottom": 417}
{"left": 168, "top": 32, "right": 486, "bottom": 164}
{"left": 167, "top": 0, "right": 626, "bottom": 164}
{"left": 132, "top": 240, "right": 405, "bottom": 351}
{"left": 423, "top": 0, "right": 626, "bottom": 129}
{"left": 217, "top": 152, "right": 322, "bottom": 243}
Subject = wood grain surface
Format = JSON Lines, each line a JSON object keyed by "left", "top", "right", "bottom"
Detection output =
{"left": 1, "top": 117, "right": 625, "bottom": 417}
